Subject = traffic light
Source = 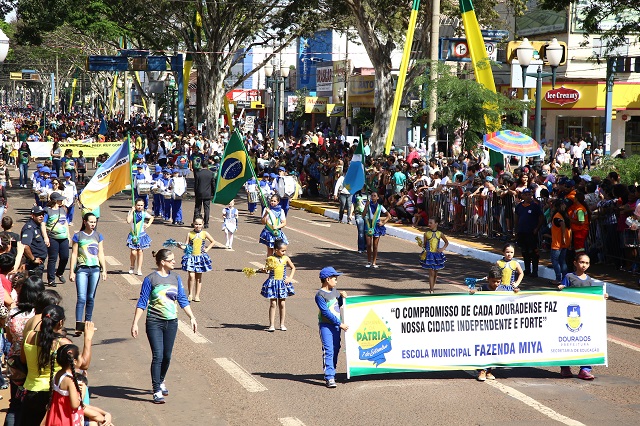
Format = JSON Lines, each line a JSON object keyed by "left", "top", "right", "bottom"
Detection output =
{"left": 506, "top": 40, "right": 568, "bottom": 66}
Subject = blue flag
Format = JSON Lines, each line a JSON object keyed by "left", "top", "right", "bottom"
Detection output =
{"left": 98, "top": 116, "right": 108, "bottom": 135}
{"left": 343, "top": 135, "right": 365, "bottom": 193}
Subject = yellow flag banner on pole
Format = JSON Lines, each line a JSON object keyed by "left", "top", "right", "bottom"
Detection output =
{"left": 384, "top": 0, "right": 421, "bottom": 155}
{"left": 79, "top": 138, "right": 132, "bottom": 209}
{"left": 460, "top": 0, "right": 500, "bottom": 131}
{"left": 69, "top": 78, "right": 77, "bottom": 113}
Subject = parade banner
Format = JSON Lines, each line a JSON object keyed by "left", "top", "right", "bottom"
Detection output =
{"left": 344, "top": 287, "right": 607, "bottom": 378}
{"left": 27, "top": 141, "right": 123, "bottom": 159}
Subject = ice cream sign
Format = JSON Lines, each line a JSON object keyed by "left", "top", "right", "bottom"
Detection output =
{"left": 544, "top": 86, "right": 580, "bottom": 106}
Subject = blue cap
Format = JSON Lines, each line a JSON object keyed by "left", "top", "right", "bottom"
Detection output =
{"left": 522, "top": 188, "right": 532, "bottom": 194}
{"left": 50, "top": 172, "right": 58, "bottom": 178}
{"left": 137, "top": 164, "right": 143, "bottom": 169}
{"left": 172, "top": 169, "right": 179, "bottom": 173}
{"left": 137, "top": 154, "right": 144, "bottom": 159}
{"left": 485, "top": 176, "right": 494, "bottom": 182}
{"left": 155, "top": 165, "right": 162, "bottom": 172}
{"left": 64, "top": 172, "right": 71, "bottom": 178}
{"left": 37, "top": 163, "right": 43, "bottom": 169}
{"left": 278, "top": 167, "right": 286, "bottom": 172}
{"left": 319, "top": 266, "right": 343, "bottom": 280}
{"left": 41, "top": 167, "right": 51, "bottom": 173}
{"left": 269, "top": 173, "right": 277, "bottom": 179}
{"left": 163, "top": 168, "right": 171, "bottom": 173}
{"left": 263, "top": 173, "right": 269, "bottom": 178}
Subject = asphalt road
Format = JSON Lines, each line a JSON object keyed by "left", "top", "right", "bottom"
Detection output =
{"left": 2, "top": 187, "right": 640, "bottom": 426}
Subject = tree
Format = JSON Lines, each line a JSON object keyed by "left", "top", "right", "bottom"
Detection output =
{"left": 324, "top": 0, "right": 527, "bottom": 155}
{"left": 538, "top": 1, "right": 640, "bottom": 50}
{"left": 415, "top": 61, "right": 529, "bottom": 150}
{"left": 7, "top": 0, "right": 325, "bottom": 136}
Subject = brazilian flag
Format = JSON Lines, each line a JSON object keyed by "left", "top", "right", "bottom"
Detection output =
{"left": 212, "top": 130, "right": 253, "bottom": 205}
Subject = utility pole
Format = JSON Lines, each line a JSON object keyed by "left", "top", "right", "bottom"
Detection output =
{"left": 427, "top": 0, "right": 440, "bottom": 157}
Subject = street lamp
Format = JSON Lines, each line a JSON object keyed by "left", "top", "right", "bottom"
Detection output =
{"left": 517, "top": 37, "right": 563, "bottom": 147}
{"left": 264, "top": 62, "right": 292, "bottom": 151}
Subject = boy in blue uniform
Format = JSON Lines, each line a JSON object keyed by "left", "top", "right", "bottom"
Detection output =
{"left": 315, "top": 266, "right": 348, "bottom": 388}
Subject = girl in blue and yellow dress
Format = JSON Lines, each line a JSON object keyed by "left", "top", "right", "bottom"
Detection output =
{"left": 127, "top": 198, "right": 154, "bottom": 276}
{"left": 260, "top": 240, "right": 296, "bottom": 332}
{"left": 496, "top": 243, "right": 524, "bottom": 289}
{"left": 364, "top": 192, "right": 391, "bottom": 268}
{"left": 181, "top": 216, "right": 216, "bottom": 302}
{"left": 259, "top": 194, "right": 288, "bottom": 257}
{"left": 420, "top": 217, "right": 449, "bottom": 293}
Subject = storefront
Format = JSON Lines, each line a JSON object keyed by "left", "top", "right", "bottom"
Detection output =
{"left": 540, "top": 81, "right": 640, "bottom": 153}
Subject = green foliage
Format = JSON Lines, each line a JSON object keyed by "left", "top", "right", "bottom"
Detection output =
{"left": 352, "top": 108, "right": 375, "bottom": 133}
{"left": 539, "top": 0, "right": 640, "bottom": 50}
{"left": 415, "top": 61, "right": 529, "bottom": 151}
{"left": 561, "top": 155, "right": 640, "bottom": 186}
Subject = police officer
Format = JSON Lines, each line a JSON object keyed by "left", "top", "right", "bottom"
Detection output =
{"left": 21, "top": 205, "right": 49, "bottom": 276}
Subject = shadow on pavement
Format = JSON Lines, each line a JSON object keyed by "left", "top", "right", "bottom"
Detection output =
{"left": 606, "top": 316, "right": 640, "bottom": 330}
{"left": 254, "top": 371, "right": 327, "bottom": 387}
{"left": 90, "top": 385, "right": 150, "bottom": 402}
{"left": 211, "top": 323, "right": 266, "bottom": 331}
{"left": 94, "top": 337, "right": 129, "bottom": 346}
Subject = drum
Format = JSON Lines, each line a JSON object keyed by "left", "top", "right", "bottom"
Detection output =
{"left": 248, "top": 191, "right": 259, "bottom": 203}
{"left": 39, "top": 192, "right": 49, "bottom": 201}
{"left": 137, "top": 183, "right": 153, "bottom": 195}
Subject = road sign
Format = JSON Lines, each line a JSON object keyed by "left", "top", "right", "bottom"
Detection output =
{"left": 481, "top": 29, "right": 509, "bottom": 40}
{"left": 244, "top": 115, "right": 255, "bottom": 133}
{"left": 439, "top": 38, "right": 498, "bottom": 62}
{"left": 9, "top": 72, "right": 21, "bottom": 80}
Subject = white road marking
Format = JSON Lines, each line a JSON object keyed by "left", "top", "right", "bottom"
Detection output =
{"left": 178, "top": 320, "right": 209, "bottom": 343}
{"left": 250, "top": 261, "right": 264, "bottom": 268}
{"left": 279, "top": 418, "right": 306, "bottom": 426}
{"left": 214, "top": 358, "right": 267, "bottom": 392}
{"left": 111, "top": 211, "right": 125, "bottom": 222}
{"left": 246, "top": 251, "right": 265, "bottom": 256}
{"left": 608, "top": 335, "right": 640, "bottom": 353}
{"left": 290, "top": 215, "right": 331, "bottom": 227}
{"left": 104, "top": 256, "right": 122, "bottom": 266}
{"left": 286, "top": 225, "right": 354, "bottom": 251}
{"left": 234, "top": 235, "right": 255, "bottom": 243}
{"left": 484, "top": 379, "right": 585, "bottom": 426}
{"left": 122, "top": 274, "right": 141, "bottom": 286}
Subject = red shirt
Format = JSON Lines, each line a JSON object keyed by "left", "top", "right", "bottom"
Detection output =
{"left": 1, "top": 274, "right": 10, "bottom": 295}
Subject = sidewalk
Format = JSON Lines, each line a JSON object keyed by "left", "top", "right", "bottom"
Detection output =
{"left": 290, "top": 197, "right": 640, "bottom": 305}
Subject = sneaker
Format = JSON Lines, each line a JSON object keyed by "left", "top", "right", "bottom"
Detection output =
{"left": 280, "top": 325, "right": 287, "bottom": 331}
{"left": 153, "top": 391, "right": 165, "bottom": 404}
{"left": 560, "top": 367, "right": 573, "bottom": 378}
{"left": 477, "top": 370, "right": 487, "bottom": 381}
{"left": 326, "top": 378, "right": 337, "bottom": 388}
{"left": 486, "top": 372, "right": 496, "bottom": 380}
{"left": 365, "top": 263, "right": 371, "bottom": 268}
{"left": 47, "top": 281, "right": 57, "bottom": 287}
{"left": 372, "top": 264, "right": 379, "bottom": 268}
{"left": 160, "top": 383, "right": 169, "bottom": 396}
{"left": 267, "top": 326, "right": 275, "bottom": 332}
{"left": 56, "top": 274, "right": 66, "bottom": 284}
{"left": 578, "top": 369, "right": 595, "bottom": 380}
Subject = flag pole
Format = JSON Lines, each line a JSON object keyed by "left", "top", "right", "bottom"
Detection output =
{"left": 127, "top": 133, "right": 138, "bottom": 238}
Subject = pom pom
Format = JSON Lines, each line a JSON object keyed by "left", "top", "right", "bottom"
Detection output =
{"left": 242, "top": 267, "right": 257, "bottom": 278}
{"left": 415, "top": 236, "right": 423, "bottom": 248}
{"left": 264, "top": 257, "right": 277, "bottom": 271}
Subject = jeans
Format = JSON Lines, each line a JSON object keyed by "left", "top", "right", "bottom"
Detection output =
{"left": 279, "top": 197, "right": 290, "bottom": 216}
{"left": 19, "top": 390, "right": 49, "bottom": 425}
{"left": 75, "top": 265, "right": 101, "bottom": 322}
{"left": 550, "top": 248, "right": 567, "bottom": 281}
{"left": 355, "top": 214, "right": 366, "bottom": 252}
{"left": 146, "top": 317, "right": 178, "bottom": 392}
{"left": 319, "top": 323, "right": 341, "bottom": 380}
{"left": 66, "top": 204, "right": 75, "bottom": 224}
{"left": 193, "top": 197, "right": 211, "bottom": 225}
{"left": 52, "top": 158, "right": 61, "bottom": 177}
{"left": 338, "top": 193, "right": 352, "bottom": 222}
{"left": 3, "top": 381, "right": 22, "bottom": 426}
{"left": 19, "top": 163, "right": 28, "bottom": 186}
{"left": 47, "top": 237, "right": 69, "bottom": 283}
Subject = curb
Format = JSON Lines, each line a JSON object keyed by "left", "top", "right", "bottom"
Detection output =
{"left": 290, "top": 199, "right": 640, "bottom": 305}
